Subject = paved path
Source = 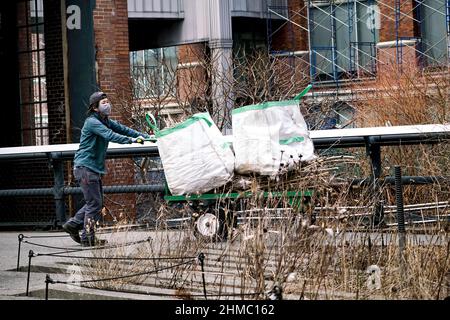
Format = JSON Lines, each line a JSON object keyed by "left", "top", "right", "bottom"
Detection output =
{"left": 1, "top": 228, "right": 447, "bottom": 300}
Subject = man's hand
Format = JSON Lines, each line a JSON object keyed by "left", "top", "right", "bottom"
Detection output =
{"left": 131, "top": 136, "right": 145, "bottom": 144}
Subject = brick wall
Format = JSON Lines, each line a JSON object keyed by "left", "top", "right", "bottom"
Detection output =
{"left": 92, "top": 0, "right": 137, "bottom": 221}
{"left": 177, "top": 43, "right": 209, "bottom": 108}
{"left": 269, "top": 0, "right": 309, "bottom": 89}
{"left": 0, "top": 158, "right": 56, "bottom": 224}
{"left": 93, "top": 0, "right": 132, "bottom": 116}
{"left": 270, "top": 0, "right": 308, "bottom": 52}
{"left": 179, "top": 43, "right": 207, "bottom": 64}
{"left": 377, "top": 44, "right": 418, "bottom": 74}
{"left": 378, "top": 0, "right": 419, "bottom": 71}
{"left": 379, "top": 0, "right": 416, "bottom": 42}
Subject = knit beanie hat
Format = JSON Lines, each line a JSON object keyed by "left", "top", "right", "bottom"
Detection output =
{"left": 89, "top": 91, "right": 107, "bottom": 108}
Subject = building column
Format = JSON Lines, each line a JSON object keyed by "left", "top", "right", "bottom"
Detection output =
{"left": 92, "top": 0, "right": 136, "bottom": 221}
{"left": 93, "top": 0, "right": 132, "bottom": 120}
{"left": 208, "top": 0, "right": 233, "bottom": 134}
{"left": 66, "top": 0, "right": 96, "bottom": 142}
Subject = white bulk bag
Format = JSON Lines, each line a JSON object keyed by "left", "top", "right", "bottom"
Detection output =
{"left": 232, "top": 100, "right": 316, "bottom": 176}
{"left": 152, "top": 112, "right": 234, "bottom": 195}
{"left": 278, "top": 101, "right": 316, "bottom": 165}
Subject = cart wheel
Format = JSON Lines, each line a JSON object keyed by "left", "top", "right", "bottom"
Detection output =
{"left": 194, "top": 209, "right": 228, "bottom": 242}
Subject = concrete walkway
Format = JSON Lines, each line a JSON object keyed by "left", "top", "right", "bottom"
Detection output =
{"left": 1, "top": 228, "right": 447, "bottom": 300}
{"left": 0, "top": 230, "right": 178, "bottom": 300}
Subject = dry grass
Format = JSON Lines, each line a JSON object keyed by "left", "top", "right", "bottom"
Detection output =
{"left": 73, "top": 154, "right": 449, "bottom": 300}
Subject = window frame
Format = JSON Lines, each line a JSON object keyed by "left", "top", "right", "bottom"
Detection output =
{"left": 17, "top": 0, "right": 48, "bottom": 146}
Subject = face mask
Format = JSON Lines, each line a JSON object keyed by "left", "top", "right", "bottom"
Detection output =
{"left": 98, "top": 103, "right": 111, "bottom": 116}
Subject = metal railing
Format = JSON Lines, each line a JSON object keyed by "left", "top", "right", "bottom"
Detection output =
{"left": 1, "top": 124, "right": 449, "bottom": 227}
{"left": 0, "top": 142, "right": 163, "bottom": 226}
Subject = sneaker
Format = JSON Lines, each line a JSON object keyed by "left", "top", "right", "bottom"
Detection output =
{"left": 80, "top": 238, "right": 108, "bottom": 247}
{"left": 62, "top": 222, "right": 81, "bottom": 244}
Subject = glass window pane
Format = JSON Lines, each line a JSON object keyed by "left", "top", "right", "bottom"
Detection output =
{"left": 163, "top": 46, "right": 178, "bottom": 69}
{"left": 335, "top": 3, "right": 350, "bottom": 72}
{"left": 32, "top": 51, "right": 39, "bottom": 75}
{"left": 135, "top": 50, "right": 144, "bottom": 66}
{"left": 421, "top": 0, "right": 447, "bottom": 66}
{"left": 29, "top": 0, "right": 43, "bottom": 25}
{"left": 311, "top": 6, "right": 333, "bottom": 76}
{"left": 39, "top": 50, "right": 46, "bottom": 75}
{"left": 145, "top": 49, "right": 158, "bottom": 67}
{"left": 33, "top": 78, "right": 41, "bottom": 101}
{"left": 38, "top": 24, "right": 45, "bottom": 49}
{"left": 28, "top": 0, "right": 36, "bottom": 25}
{"left": 34, "top": 102, "right": 47, "bottom": 125}
{"left": 130, "top": 46, "right": 178, "bottom": 98}
{"left": 30, "top": 26, "right": 40, "bottom": 50}
{"left": 40, "top": 77, "right": 47, "bottom": 101}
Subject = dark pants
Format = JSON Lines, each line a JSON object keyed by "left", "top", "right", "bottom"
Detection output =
{"left": 66, "top": 166, "right": 103, "bottom": 242}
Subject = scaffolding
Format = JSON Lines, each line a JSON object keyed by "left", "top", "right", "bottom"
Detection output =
{"left": 447, "top": 0, "right": 450, "bottom": 61}
{"left": 266, "top": 0, "right": 450, "bottom": 88}
{"left": 266, "top": 5, "right": 299, "bottom": 70}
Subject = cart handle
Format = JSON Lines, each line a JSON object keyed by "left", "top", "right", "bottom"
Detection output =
{"left": 293, "top": 84, "right": 313, "bottom": 101}
{"left": 145, "top": 113, "right": 159, "bottom": 134}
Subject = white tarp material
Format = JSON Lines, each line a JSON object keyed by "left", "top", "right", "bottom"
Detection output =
{"left": 154, "top": 112, "right": 234, "bottom": 195}
{"left": 232, "top": 100, "right": 316, "bottom": 176}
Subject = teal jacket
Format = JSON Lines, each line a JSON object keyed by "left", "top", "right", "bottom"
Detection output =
{"left": 74, "top": 113, "right": 149, "bottom": 174}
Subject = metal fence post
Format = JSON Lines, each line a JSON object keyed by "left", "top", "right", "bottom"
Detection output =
{"left": 17, "top": 234, "right": 24, "bottom": 271}
{"left": 45, "top": 274, "right": 53, "bottom": 300}
{"left": 26, "top": 250, "right": 34, "bottom": 296}
{"left": 198, "top": 253, "right": 207, "bottom": 300}
{"left": 365, "top": 136, "right": 384, "bottom": 227}
{"left": 50, "top": 153, "right": 67, "bottom": 226}
{"left": 394, "top": 166, "right": 407, "bottom": 281}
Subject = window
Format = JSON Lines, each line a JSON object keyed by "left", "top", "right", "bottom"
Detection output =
{"left": 232, "top": 27, "right": 268, "bottom": 94}
{"left": 233, "top": 31, "right": 267, "bottom": 56}
{"left": 130, "top": 47, "right": 178, "bottom": 99}
{"left": 17, "top": 0, "right": 47, "bottom": 146}
{"left": 309, "top": 0, "right": 379, "bottom": 81}
{"left": 420, "top": 0, "right": 448, "bottom": 67}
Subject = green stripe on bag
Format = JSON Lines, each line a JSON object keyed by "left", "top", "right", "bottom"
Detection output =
{"left": 155, "top": 113, "right": 213, "bottom": 138}
{"left": 232, "top": 84, "right": 312, "bottom": 115}
{"left": 280, "top": 136, "right": 305, "bottom": 145}
{"left": 232, "top": 100, "right": 299, "bottom": 115}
